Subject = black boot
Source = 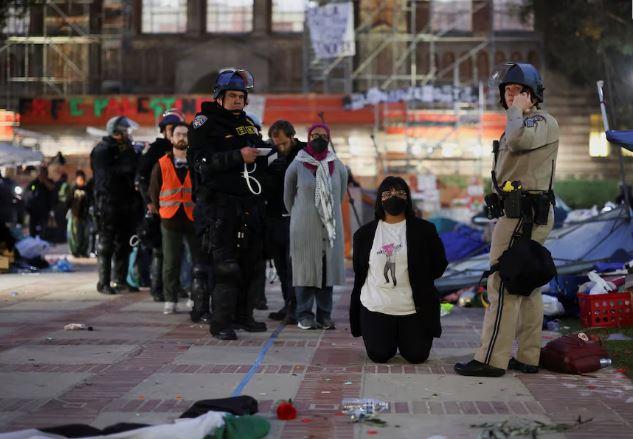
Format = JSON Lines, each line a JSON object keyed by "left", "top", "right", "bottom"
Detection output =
{"left": 190, "top": 265, "right": 211, "bottom": 323}
{"left": 454, "top": 360, "right": 505, "bottom": 377}
{"left": 97, "top": 281, "right": 116, "bottom": 295}
{"left": 97, "top": 255, "right": 116, "bottom": 294}
{"left": 268, "top": 306, "right": 287, "bottom": 321}
{"left": 508, "top": 357, "right": 539, "bottom": 373}
{"left": 210, "top": 322, "right": 237, "bottom": 340}
{"left": 233, "top": 318, "right": 267, "bottom": 332}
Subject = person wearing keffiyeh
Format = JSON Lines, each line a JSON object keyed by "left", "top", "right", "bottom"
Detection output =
{"left": 284, "top": 123, "right": 348, "bottom": 330}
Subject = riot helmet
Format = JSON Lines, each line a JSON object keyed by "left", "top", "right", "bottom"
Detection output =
{"left": 212, "top": 68, "right": 254, "bottom": 99}
{"left": 106, "top": 116, "right": 138, "bottom": 140}
{"left": 158, "top": 108, "right": 185, "bottom": 133}
{"left": 490, "top": 62, "right": 544, "bottom": 109}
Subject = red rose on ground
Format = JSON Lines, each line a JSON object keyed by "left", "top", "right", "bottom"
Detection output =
{"left": 276, "top": 400, "right": 297, "bottom": 420}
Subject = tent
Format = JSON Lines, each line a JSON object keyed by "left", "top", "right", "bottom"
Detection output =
{"left": 0, "top": 142, "right": 44, "bottom": 167}
{"left": 436, "top": 205, "right": 633, "bottom": 293}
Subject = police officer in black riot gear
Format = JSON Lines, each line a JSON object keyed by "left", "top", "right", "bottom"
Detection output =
{"left": 136, "top": 109, "right": 186, "bottom": 302}
{"left": 91, "top": 116, "right": 141, "bottom": 295}
{"left": 188, "top": 68, "right": 269, "bottom": 340}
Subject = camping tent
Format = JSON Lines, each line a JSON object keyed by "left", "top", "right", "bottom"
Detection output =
{"left": 0, "top": 142, "right": 44, "bottom": 167}
{"left": 436, "top": 205, "right": 633, "bottom": 292}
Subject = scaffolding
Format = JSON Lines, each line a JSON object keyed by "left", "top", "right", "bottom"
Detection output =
{"left": 302, "top": 0, "right": 540, "bottom": 176}
{"left": 0, "top": 0, "right": 129, "bottom": 108}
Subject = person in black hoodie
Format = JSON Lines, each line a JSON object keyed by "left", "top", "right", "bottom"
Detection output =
{"left": 188, "top": 68, "right": 269, "bottom": 340}
{"left": 136, "top": 109, "right": 186, "bottom": 302}
{"left": 349, "top": 176, "right": 447, "bottom": 364}
{"left": 265, "top": 120, "right": 306, "bottom": 324}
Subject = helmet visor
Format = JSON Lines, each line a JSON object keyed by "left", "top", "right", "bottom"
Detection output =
{"left": 488, "top": 62, "right": 517, "bottom": 89}
{"left": 217, "top": 68, "right": 254, "bottom": 90}
{"left": 118, "top": 117, "right": 139, "bottom": 138}
{"left": 161, "top": 108, "right": 185, "bottom": 121}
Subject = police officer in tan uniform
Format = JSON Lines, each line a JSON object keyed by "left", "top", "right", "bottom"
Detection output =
{"left": 455, "top": 63, "right": 559, "bottom": 377}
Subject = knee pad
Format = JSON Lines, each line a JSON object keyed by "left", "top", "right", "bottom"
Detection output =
{"left": 214, "top": 260, "right": 240, "bottom": 279}
{"left": 193, "top": 264, "right": 208, "bottom": 279}
{"left": 97, "top": 239, "right": 113, "bottom": 256}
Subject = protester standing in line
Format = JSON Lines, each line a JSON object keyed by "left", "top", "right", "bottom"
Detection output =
{"left": 149, "top": 122, "right": 199, "bottom": 314}
{"left": 265, "top": 120, "right": 306, "bottom": 324}
{"left": 284, "top": 123, "right": 347, "bottom": 330}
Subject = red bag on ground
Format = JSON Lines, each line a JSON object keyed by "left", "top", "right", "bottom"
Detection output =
{"left": 540, "top": 332, "right": 609, "bottom": 374}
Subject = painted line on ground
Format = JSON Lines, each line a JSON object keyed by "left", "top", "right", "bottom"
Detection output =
{"left": 231, "top": 322, "right": 286, "bottom": 396}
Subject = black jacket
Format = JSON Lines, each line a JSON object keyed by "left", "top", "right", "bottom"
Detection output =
{"left": 350, "top": 217, "right": 448, "bottom": 338}
{"left": 90, "top": 136, "right": 139, "bottom": 218}
{"left": 136, "top": 137, "right": 172, "bottom": 205}
{"left": 264, "top": 139, "right": 306, "bottom": 218}
{"left": 188, "top": 101, "right": 267, "bottom": 202}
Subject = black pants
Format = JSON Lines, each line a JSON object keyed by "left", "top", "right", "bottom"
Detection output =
{"left": 360, "top": 305, "right": 433, "bottom": 364}
{"left": 267, "top": 216, "right": 295, "bottom": 312}
{"left": 202, "top": 197, "right": 265, "bottom": 333}
{"left": 97, "top": 215, "right": 136, "bottom": 286}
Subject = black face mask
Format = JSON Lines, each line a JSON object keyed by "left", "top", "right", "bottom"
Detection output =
{"left": 310, "top": 137, "right": 329, "bottom": 153}
{"left": 383, "top": 197, "right": 407, "bottom": 216}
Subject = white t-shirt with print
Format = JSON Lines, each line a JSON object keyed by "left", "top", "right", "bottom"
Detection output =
{"left": 360, "top": 219, "right": 415, "bottom": 315}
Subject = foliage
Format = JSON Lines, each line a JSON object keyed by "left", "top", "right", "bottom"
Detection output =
{"left": 554, "top": 178, "right": 619, "bottom": 209}
{"left": 522, "top": 0, "right": 633, "bottom": 129}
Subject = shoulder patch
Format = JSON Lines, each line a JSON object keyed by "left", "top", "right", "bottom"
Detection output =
{"left": 192, "top": 115, "right": 208, "bottom": 129}
{"left": 523, "top": 114, "right": 546, "bottom": 128}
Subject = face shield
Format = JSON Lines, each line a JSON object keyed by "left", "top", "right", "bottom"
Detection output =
{"left": 107, "top": 116, "right": 139, "bottom": 140}
{"left": 488, "top": 62, "right": 517, "bottom": 90}
{"left": 217, "top": 68, "right": 254, "bottom": 91}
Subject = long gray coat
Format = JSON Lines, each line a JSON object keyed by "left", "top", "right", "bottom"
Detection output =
{"left": 284, "top": 159, "right": 348, "bottom": 288}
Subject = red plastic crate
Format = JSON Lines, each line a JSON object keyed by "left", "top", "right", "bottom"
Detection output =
{"left": 577, "top": 291, "right": 633, "bottom": 328}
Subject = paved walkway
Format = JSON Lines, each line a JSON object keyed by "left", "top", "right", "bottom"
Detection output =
{"left": 0, "top": 254, "right": 632, "bottom": 438}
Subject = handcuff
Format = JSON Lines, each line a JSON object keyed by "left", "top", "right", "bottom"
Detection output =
{"left": 242, "top": 163, "right": 262, "bottom": 195}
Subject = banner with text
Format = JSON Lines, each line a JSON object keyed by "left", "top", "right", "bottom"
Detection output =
{"left": 307, "top": 2, "right": 355, "bottom": 59}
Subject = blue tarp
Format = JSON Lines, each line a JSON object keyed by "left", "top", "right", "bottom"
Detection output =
{"left": 440, "top": 225, "right": 489, "bottom": 262}
{"left": 437, "top": 205, "right": 633, "bottom": 292}
{"left": 429, "top": 217, "right": 460, "bottom": 234}
{"left": 607, "top": 129, "right": 633, "bottom": 150}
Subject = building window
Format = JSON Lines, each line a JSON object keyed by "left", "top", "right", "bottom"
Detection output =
{"left": 431, "top": 0, "right": 472, "bottom": 33}
{"left": 2, "top": 5, "right": 30, "bottom": 35}
{"left": 207, "top": 0, "right": 253, "bottom": 33}
{"left": 494, "top": 0, "right": 534, "bottom": 31}
{"left": 272, "top": 0, "right": 307, "bottom": 32}
{"left": 142, "top": 0, "right": 187, "bottom": 33}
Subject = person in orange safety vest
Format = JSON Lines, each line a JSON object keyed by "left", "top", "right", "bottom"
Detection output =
{"left": 149, "top": 122, "right": 199, "bottom": 315}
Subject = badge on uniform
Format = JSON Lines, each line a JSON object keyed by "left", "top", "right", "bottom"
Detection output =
{"left": 192, "top": 115, "right": 207, "bottom": 129}
{"left": 523, "top": 115, "right": 545, "bottom": 128}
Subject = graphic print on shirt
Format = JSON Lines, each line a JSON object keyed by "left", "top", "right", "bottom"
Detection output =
{"left": 378, "top": 242, "right": 403, "bottom": 287}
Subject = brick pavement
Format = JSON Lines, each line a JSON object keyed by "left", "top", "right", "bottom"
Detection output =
{"left": 0, "top": 256, "right": 632, "bottom": 438}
